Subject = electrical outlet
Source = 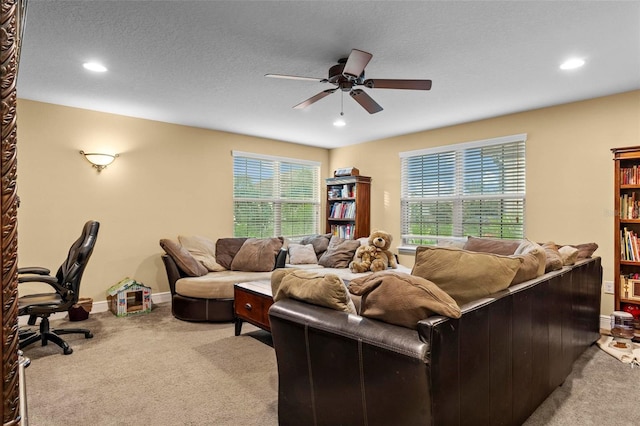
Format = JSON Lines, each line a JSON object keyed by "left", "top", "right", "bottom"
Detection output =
{"left": 604, "top": 281, "right": 614, "bottom": 294}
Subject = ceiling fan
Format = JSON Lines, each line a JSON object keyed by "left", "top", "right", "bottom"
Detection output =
{"left": 265, "top": 49, "right": 432, "bottom": 114}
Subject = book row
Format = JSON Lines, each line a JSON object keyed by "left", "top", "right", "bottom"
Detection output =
{"left": 621, "top": 166, "right": 640, "bottom": 185}
{"left": 621, "top": 227, "right": 640, "bottom": 261}
{"left": 330, "top": 224, "right": 355, "bottom": 240}
{"left": 620, "top": 193, "right": 640, "bottom": 219}
{"left": 329, "top": 201, "right": 356, "bottom": 219}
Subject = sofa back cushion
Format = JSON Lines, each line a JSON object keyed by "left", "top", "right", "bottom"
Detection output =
{"left": 288, "top": 243, "right": 319, "bottom": 265}
{"left": 349, "top": 270, "right": 461, "bottom": 329}
{"left": 215, "top": 237, "right": 248, "bottom": 269}
{"left": 299, "top": 233, "right": 332, "bottom": 260}
{"left": 318, "top": 236, "right": 361, "bottom": 268}
{"left": 230, "top": 237, "right": 284, "bottom": 272}
{"left": 411, "top": 246, "right": 522, "bottom": 306}
{"left": 463, "top": 236, "right": 522, "bottom": 256}
{"left": 178, "top": 235, "right": 227, "bottom": 272}
{"left": 160, "top": 238, "right": 208, "bottom": 277}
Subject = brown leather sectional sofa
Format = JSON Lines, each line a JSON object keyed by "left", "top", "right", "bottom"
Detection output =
{"left": 268, "top": 256, "right": 602, "bottom": 426}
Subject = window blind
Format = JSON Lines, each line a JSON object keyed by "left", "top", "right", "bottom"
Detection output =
{"left": 400, "top": 134, "right": 526, "bottom": 246}
{"left": 232, "top": 151, "right": 320, "bottom": 238}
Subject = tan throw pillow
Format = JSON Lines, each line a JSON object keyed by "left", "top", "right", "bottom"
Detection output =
{"left": 515, "top": 239, "right": 546, "bottom": 276}
{"left": 348, "top": 270, "right": 461, "bottom": 329}
{"left": 411, "top": 246, "right": 522, "bottom": 306}
{"left": 231, "top": 237, "right": 283, "bottom": 272}
{"left": 288, "top": 243, "right": 318, "bottom": 265}
{"left": 271, "top": 269, "right": 356, "bottom": 314}
{"left": 510, "top": 252, "right": 540, "bottom": 285}
{"left": 463, "top": 236, "right": 522, "bottom": 256}
{"left": 178, "top": 235, "right": 226, "bottom": 272}
{"left": 318, "top": 236, "right": 361, "bottom": 268}
{"left": 542, "top": 242, "right": 564, "bottom": 272}
{"left": 558, "top": 245, "right": 579, "bottom": 265}
{"left": 159, "top": 238, "right": 208, "bottom": 277}
{"left": 215, "top": 237, "right": 248, "bottom": 270}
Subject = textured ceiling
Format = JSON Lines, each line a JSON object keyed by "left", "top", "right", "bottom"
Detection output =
{"left": 17, "top": 1, "right": 640, "bottom": 149}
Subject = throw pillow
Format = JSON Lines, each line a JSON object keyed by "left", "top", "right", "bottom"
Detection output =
{"left": 159, "top": 238, "right": 208, "bottom": 277}
{"left": 510, "top": 252, "right": 540, "bottom": 285}
{"left": 411, "top": 246, "right": 522, "bottom": 306}
{"left": 348, "top": 270, "right": 461, "bottom": 329}
{"left": 300, "top": 233, "right": 332, "bottom": 259}
{"left": 541, "top": 242, "right": 564, "bottom": 272}
{"left": 558, "top": 245, "right": 579, "bottom": 265}
{"left": 288, "top": 243, "right": 319, "bottom": 265}
{"left": 178, "top": 235, "right": 226, "bottom": 272}
{"left": 271, "top": 269, "right": 357, "bottom": 314}
{"left": 559, "top": 242, "right": 599, "bottom": 259}
{"left": 215, "top": 237, "right": 248, "bottom": 270}
{"left": 463, "top": 236, "right": 522, "bottom": 256}
{"left": 230, "top": 237, "right": 284, "bottom": 272}
{"left": 514, "top": 239, "right": 546, "bottom": 276}
{"left": 318, "top": 235, "right": 361, "bottom": 268}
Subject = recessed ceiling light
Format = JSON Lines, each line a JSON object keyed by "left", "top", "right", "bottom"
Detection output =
{"left": 83, "top": 62, "right": 107, "bottom": 72}
{"left": 560, "top": 58, "right": 585, "bottom": 70}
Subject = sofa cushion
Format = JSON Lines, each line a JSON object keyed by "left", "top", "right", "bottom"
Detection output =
{"left": 288, "top": 243, "right": 318, "bottom": 265}
{"left": 558, "top": 245, "right": 579, "bottom": 265}
{"left": 514, "top": 239, "right": 546, "bottom": 276}
{"left": 463, "top": 236, "right": 522, "bottom": 256}
{"left": 348, "top": 270, "right": 461, "bottom": 329}
{"left": 160, "top": 238, "right": 208, "bottom": 277}
{"left": 560, "top": 242, "right": 599, "bottom": 259}
{"left": 510, "top": 252, "right": 541, "bottom": 285}
{"left": 271, "top": 269, "right": 356, "bottom": 314}
{"left": 542, "top": 242, "right": 564, "bottom": 272}
{"left": 300, "top": 233, "right": 332, "bottom": 260}
{"left": 411, "top": 246, "right": 522, "bottom": 306}
{"left": 178, "top": 235, "right": 226, "bottom": 272}
{"left": 318, "top": 236, "right": 361, "bottom": 268}
{"left": 231, "top": 237, "right": 283, "bottom": 272}
{"left": 215, "top": 237, "right": 248, "bottom": 269}
{"left": 175, "top": 271, "right": 272, "bottom": 299}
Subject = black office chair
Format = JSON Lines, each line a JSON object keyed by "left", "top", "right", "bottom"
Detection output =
{"left": 18, "top": 220, "right": 100, "bottom": 355}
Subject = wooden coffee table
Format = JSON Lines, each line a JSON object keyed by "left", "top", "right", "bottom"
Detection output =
{"left": 234, "top": 280, "right": 274, "bottom": 336}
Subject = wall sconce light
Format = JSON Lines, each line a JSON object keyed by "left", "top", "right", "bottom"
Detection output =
{"left": 80, "top": 150, "right": 119, "bottom": 172}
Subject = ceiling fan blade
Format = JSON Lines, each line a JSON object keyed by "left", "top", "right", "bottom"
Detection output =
{"left": 350, "top": 89, "right": 383, "bottom": 114}
{"left": 293, "top": 89, "right": 337, "bottom": 109}
{"left": 343, "top": 49, "right": 373, "bottom": 79}
{"left": 265, "top": 73, "right": 326, "bottom": 82}
{"left": 364, "top": 79, "right": 432, "bottom": 90}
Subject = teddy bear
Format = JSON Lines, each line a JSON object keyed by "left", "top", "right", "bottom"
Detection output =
{"left": 349, "top": 230, "right": 398, "bottom": 273}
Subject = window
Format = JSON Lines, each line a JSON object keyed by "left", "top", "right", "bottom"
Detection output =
{"left": 232, "top": 151, "right": 320, "bottom": 239}
{"left": 400, "top": 134, "right": 526, "bottom": 247}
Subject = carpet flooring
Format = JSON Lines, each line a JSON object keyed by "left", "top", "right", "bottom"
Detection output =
{"left": 21, "top": 303, "right": 640, "bottom": 425}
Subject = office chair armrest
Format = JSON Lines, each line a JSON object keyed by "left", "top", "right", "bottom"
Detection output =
{"left": 17, "top": 266, "right": 51, "bottom": 275}
{"left": 17, "top": 274, "right": 59, "bottom": 285}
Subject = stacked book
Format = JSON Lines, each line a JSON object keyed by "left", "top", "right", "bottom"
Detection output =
{"left": 622, "top": 227, "right": 640, "bottom": 261}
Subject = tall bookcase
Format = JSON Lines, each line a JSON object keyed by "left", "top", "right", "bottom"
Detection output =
{"left": 612, "top": 146, "right": 640, "bottom": 339}
{"left": 326, "top": 175, "right": 371, "bottom": 240}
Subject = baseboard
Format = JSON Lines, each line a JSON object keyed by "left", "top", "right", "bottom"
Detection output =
{"left": 18, "top": 291, "right": 172, "bottom": 325}
{"left": 600, "top": 314, "right": 611, "bottom": 331}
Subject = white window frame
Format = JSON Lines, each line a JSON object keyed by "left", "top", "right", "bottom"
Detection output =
{"left": 232, "top": 151, "right": 321, "bottom": 239}
{"left": 399, "top": 134, "right": 526, "bottom": 250}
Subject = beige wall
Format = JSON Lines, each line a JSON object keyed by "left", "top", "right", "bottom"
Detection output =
{"left": 16, "top": 100, "right": 330, "bottom": 302}
{"left": 329, "top": 90, "right": 640, "bottom": 315}
{"left": 17, "top": 91, "right": 640, "bottom": 315}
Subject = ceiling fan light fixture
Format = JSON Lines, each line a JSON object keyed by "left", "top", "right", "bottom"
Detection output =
{"left": 333, "top": 117, "right": 346, "bottom": 127}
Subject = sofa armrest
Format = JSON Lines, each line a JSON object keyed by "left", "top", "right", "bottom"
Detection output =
{"left": 161, "top": 254, "right": 185, "bottom": 294}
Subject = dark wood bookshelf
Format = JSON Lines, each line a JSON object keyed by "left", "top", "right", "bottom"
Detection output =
{"left": 325, "top": 175, "right": 370, "bottom": 240}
